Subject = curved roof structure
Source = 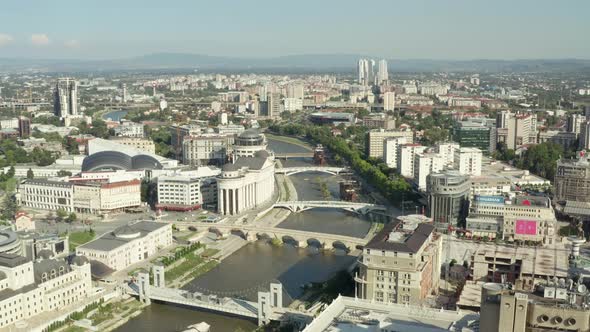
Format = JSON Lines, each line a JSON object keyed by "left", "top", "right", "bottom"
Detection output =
{"left": 82, "top": 151, "right": 163, "bottom": 171}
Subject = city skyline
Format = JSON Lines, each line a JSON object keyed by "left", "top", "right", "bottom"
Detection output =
{"left": 1, "top": 0, "right": 589, "bottom": 60}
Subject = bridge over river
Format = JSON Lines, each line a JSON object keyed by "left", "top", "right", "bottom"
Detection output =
{"left": 126, "top": 265, "right": 312, "bottom": 326}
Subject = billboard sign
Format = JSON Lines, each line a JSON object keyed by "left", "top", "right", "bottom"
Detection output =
{"left": 515, "top": 220, "right": 537, "bottom": 235}
{"left": 475, "top": 196, "right": 505, "bottom": 204}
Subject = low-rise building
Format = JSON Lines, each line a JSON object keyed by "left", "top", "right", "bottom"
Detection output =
{"left": 362, "top": 114, "right": 395, "bottom": 130}
{"left": 18, "top": 179, "right": 75, "bottom": 212}
{"left": 157, "top": 175, "right": 217, "bottom": 211}
{"left": 113, "top": 120, "right": 144, "bottom": 137}
{"left": 468, "top": 195, "right": 556, "bottom": 244}
{"left": 109, "top": 137, "right": 156, "bottom": 154}
{"left": 76, "top": 221, "right": 172, "bottom": 271}
{"left": 355, "top": 218, "right": 442, "bottom": 305}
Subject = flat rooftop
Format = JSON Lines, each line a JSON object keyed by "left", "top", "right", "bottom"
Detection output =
{"left": 78, "top": 221, "right": 169, "bottom": 252}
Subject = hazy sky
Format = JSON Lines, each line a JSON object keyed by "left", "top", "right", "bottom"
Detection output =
{"left": 1, "top": 0, "right": 589, "bottom": 60}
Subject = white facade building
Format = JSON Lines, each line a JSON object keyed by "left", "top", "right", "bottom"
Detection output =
{"left": 233, "top": 129, "right": 268, "bottom": 160}
{"left": 284, "top": 98, "right": 303, "bottom": 112}
{"left": 157, "top": 175, "right": 217, "bottom": 211}
{"left": 19, "top": 179, "right": 75, "bottom": 212}
{"left": 454, "top": 147, "right": 482, "bottom": 176}
{"left": 397, "top": 144, "right": 427, "bottom": 178}
{"left": 383, "top": 91, "right": 395, "bottom": 111}
{"left": 383, "top": 137, "right": 407, "bottom": 168}
{"left": 113, "top": 121, "right": 144, "bottom": 137}
{"left": 0, "top": 253, "right": 92, "bottom": 330}
{"left": 436, "top": 142, "right": 460, "bottom": 166}
{"left": 76, "top": 221, "right": 172, "bottom": 271}
{"left": 377, "top": 59, "right": 388, "bottom": 84}
{"left": 182, "top": 134, "right": 232, "bottom": 166}
{"left": 414, "top": 153, "right": 444, "bottom": 191}
{"left": 218, "top": 151, "right": 275, "bottom": 216}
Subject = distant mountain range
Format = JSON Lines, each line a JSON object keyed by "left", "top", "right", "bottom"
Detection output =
{"left": 1, "top": 53, "right": 589, "bottom": 73}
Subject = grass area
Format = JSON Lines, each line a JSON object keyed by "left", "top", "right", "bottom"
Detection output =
{"left": 165, "top": 251, "right": 205, "bottom": 281}
{"left": 265, "top": 133, "right": 313, "bottom": 150}
{"left": 68, "top": 230, "right": 95, "bottom": 251}
{"left": 201, "top": 248, "right": 219, "bottom": 258}
{"left": 176, "top": 231, "right": 199, "bottom": 241}
{"left": 184, "top": 260, "right": 219, "bottom": 281}
{"left": 61, "top": 326, "right": 87, "bottom": 332}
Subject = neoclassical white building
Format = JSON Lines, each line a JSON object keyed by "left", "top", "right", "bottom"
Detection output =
{"left": 0, "top": 253, "right": 92, "bottom": 329}
{"left": 218, "top": 150, "right": 275, "bottom": 215}
{"left": 76, "top": 221, "right": 172, "bottom": 271}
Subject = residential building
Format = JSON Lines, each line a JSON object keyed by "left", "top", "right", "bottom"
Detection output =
{"left": 496, "top": 111, "right": 537, "bottom": 150}
{"left": 114, "top": 121, "right": 144, "bottom": 137}
{"left": 109, "top": 137, "right": 156, "bottom": 154}
{"left": 362, "top": 113, "right": 395, "bottom": 130}
{"left": 267, "top": 92, "right": 281, "bottom": 118}
{"left": 537, "top": 130, "right": 577, "bottom": 149}
{"left": 554, "top": 152, "right": 590, "bottom": 204}
{"left": 418, "top": 83, "right": 449, "bottom": 96}
{"left": 217, "top": 150, "right": 275, "bottom": 216}
{"left": 413, "top": 152, "right": 444, "bottom": 191}
{"left": 427, "top": 171, "right": 471, "bottom": 230}
{"left": 376, "top": 59, "right": 388, "bottom": 84}
{"left": 382, "top": 91, "right": 395, "bottom": 111}
{"left": 17, "top": 116, "right": 31, "bottom": 138}
{"left": 54, "top": 78, "right": 78, "bottom": 118}
{"left": 397, "top": 144, "right": 426, "bottom": 178}
{"left": 580, "top": 121, "right": 590, "bottom": 150}
{"left": 0, "top": 253, "right": 92, "bottom": 330}
{"left": 383, "top": 137, "right": 407, "bottom": 168}
{"left": 355, "top": 218, "right": 442, "bottom": 305}
{"left": 357, "top": 58, "right": 375, "bottom": 86}
{"left": 454, "top": 147, "right": 482, "bottom": 176}
{"left": 367, "top": 129, "right": 414, "bottom": 159}
{"left": 286, "top": 84, "right": 304, "bottom": 100}
{"left": 76, "top": 221, "right": 172, "bottom": 271}
{"left": 170, "top": 124, "right": 202, "bottom": 154}
{"left": 283, "top": 98, "right": 303, "bottom": 112}
{"left": 436, "top": 142, "right": 460, "bottom": 166}
{"left": 567, "top": 113, "right": 586, "bottom": 134}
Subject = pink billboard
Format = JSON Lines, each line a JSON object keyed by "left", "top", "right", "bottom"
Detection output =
{"left": 515, "top": 220, "right": 537, "bottom": 235}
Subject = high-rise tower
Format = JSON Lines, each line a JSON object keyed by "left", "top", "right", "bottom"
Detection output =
{"left": 53, "top": 78, "right": 78, "bottom": 118}
{"left": 377, "top": 59, "right": 389, "bottom": 84}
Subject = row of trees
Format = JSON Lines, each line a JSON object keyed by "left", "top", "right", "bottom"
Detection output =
{"left": 494, "top": 141, "right": 570, "bottom": 181}
{"left": 269, "top": 123, "right": 413, "bottom": 205}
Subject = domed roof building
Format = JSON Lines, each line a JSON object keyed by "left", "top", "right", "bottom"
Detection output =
{"left": 233, "top": 129, "right": 267, "bottom": 160}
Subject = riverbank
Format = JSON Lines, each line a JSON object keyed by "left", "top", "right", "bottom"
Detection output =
{"left": 266, "top": 133, "right": 313, "bottom": 151}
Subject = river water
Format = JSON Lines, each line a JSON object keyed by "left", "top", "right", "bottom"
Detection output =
{"left": 116, "top": 137, "right": 372, "bottom": 332}
{"left": 103, "top": 109, "right": 128, "bottom": 121}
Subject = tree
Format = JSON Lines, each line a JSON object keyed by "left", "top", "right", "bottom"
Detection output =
{"left": 66, "top": 212, "right": 77, "bottom": 223}
{"left": 26, "top": 168, "right": 34, "bottom": 179}
{"left": 517, "top": 142, "right": 563, "bottom": 179}
{"left": 56, "top": 209, "right": 68, "bottom": 222}
{"left": 57, "top": 170, "right": 72, "bottom": 177}
{"left": 0, "top": 195, "right": 17, "bottom": 221}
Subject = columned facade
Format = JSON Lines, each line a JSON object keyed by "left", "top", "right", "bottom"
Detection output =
{"left": 217, "top": 151, "right": 275, "bottom": 216}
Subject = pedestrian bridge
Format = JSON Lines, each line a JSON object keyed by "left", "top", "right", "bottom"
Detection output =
{"left": 127, "top": 266, "right": 312, "bottom": 326}
{"left": 273, "top": 200, "right": 387, "bottom": 215}
{"left": 275, "top": 166, "right": 351, "bottom": 176}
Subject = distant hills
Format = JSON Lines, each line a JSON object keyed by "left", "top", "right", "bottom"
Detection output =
{"left": 1, "top": 53, "right": 589, "bottom": 73}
